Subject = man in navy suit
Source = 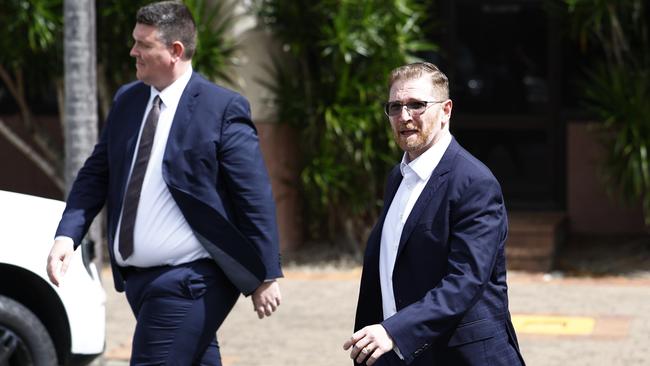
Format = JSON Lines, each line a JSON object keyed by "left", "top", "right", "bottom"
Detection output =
{"left": 344, "top": 62, "right": 525, "bottom": 365}
{"left": 46, "top": 2, "right": 282, "bottom": 364}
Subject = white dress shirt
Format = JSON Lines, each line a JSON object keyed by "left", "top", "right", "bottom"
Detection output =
{"left": 379, "top": 131, "right": 452, "bottom": 320}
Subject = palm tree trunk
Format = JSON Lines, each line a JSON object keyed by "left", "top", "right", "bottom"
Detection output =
{"left": 64, "top": 0, "right": 103, "bottom": 268}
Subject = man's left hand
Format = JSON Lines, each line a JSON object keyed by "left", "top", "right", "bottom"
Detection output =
{"left": 251, "top": 280, "right": 281, "bottom": 319}
{"left": 343, "top": 324, "right": 394, "bottom": 365}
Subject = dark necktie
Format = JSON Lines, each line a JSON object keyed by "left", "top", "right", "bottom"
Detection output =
{"left": 118, "top": 95, "right": 161, "bottom": 259}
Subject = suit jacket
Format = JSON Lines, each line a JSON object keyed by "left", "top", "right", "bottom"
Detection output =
{"left": 56, "top": 72, "right": 282, "bottom": 295}
{"left": 354, "top": 138, "right": 524, "bottom": 365}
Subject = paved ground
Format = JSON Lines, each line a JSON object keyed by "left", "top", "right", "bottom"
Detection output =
{"left": 90, "top": 263, "right": 650, "bottom": 366}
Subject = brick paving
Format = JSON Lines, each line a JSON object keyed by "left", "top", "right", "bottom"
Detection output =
{"left": 92, "top": 267, "right": 650, "bottom": 366}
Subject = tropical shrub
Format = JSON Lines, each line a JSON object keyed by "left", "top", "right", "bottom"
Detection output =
{"left": 254, "top": 0, "right": 432, "bottom": 249}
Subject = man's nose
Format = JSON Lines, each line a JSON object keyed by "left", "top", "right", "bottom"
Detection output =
{"left": 399, "top": 105, "right": 413, "bottom": 120}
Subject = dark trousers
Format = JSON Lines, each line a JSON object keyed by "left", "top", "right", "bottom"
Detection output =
{"left": 123, "top": 259, "right": 240, "bottom": 365}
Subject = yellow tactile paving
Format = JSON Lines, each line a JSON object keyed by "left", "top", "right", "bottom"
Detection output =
{"left": 512, "top": 315, "right": 595, "bottom": 335}
{"left": 283, "top": 268, "right": 362, "bottom": 281}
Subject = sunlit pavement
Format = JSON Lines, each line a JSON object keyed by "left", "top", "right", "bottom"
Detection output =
{"left": 91, "top": 266, "right": 650, "bottom": 366}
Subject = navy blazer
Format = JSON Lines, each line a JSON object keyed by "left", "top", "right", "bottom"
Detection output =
{"left": 354, "top": 138, "right": 524, "bottom": 365}
{"left": 56, "top": 73, "right": 282, "bottom": 295}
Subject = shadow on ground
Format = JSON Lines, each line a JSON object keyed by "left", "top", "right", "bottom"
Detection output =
{"left": 554, "top": 234, "right": 650, "bottom": 277}
{"left": 281, "top": 241, "right": 363, "bottom": 269}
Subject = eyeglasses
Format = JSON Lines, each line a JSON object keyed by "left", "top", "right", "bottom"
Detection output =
{"left": 383, "top": 100, "right": 446, "bottom": 117}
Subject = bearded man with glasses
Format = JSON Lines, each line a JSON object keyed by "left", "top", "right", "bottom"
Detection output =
{"left": 344, "top": 62, "right": 525, "bottom": 366}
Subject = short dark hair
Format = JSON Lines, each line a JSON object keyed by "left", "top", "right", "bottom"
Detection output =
{"left": 136, "top": 1, "right": 197, "bottom": 60}
{"left": 388, "top": 62, "right": 450, "bottom": 100}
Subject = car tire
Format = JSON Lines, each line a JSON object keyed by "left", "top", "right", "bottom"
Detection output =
{"left": 0, "top": 294, "right": 57, "bottom": 366}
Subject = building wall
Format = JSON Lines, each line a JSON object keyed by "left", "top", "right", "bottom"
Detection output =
{"left": 256, "top": 122, "right": 303, "bottom": 252}
{"left": 566, "top": 122, "right": 645, "bottom": 234}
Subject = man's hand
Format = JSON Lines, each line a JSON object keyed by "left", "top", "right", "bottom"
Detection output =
{"left": 343, "top": 324, "right": 395, "bottom": 366}
{"left": 251, "top": 280, "right": 281, "bottom": 319}
{"left": 46, "top": 239, "right": 74, "bottom": 287}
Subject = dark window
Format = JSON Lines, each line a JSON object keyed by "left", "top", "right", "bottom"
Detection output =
{"left": 451, "top": 1, "right": 549, "bottom": 115}
{"left": 422, "top": 0, "right": 565, "bottom": 210}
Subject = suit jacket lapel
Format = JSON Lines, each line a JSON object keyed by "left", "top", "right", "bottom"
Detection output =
{"left": 396, "top": 138, "right": 460, "bottom": 258}
{"left": 163, "top": 72, "right": 201, "bottom": 173}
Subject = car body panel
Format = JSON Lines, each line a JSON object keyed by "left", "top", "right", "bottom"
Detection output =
{"left": 0, "top": 190, "right": 106, "bottom": 356}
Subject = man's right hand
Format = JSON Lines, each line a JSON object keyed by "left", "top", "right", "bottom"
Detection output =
{"left": 46, "top": 238, "right": 75, "bottom": 287}
{"left": 251, "top": 280, "right": 281, "bottom": 319}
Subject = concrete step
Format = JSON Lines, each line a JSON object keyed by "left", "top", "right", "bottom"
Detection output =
{"left": 507, "top": 211, "right": 567, "bottom": 272}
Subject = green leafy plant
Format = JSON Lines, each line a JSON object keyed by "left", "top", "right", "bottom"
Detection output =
{"left": 185, "top": 0, "right": 239, "bottom": 85}
{"left": 254, "top": 0, "right": 433, "bottom": 249}
{"left": 565, "top": 0, "right": 650, "bottom": 224}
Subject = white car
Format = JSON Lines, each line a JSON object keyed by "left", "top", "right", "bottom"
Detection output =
{"left": 0, "top": 190, "right": 105, "bottom": 365}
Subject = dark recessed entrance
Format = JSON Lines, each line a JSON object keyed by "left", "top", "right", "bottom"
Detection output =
{"left": 425, "top": 0, "right": 564, "bottom": 210}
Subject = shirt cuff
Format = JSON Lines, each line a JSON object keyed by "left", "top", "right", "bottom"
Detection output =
{"left": 54, "top": 236, "right": 75, "bottom": 247}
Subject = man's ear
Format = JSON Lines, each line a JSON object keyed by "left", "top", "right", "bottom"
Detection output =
{"left": 442, "top": 99, "right": 453, "bottom": 124}
{"left": 170, "top": 41, "right": 185, "bottom": 62}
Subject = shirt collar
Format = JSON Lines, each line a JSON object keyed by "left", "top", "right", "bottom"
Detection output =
{"left": 149, "top": 65, "right": 193, "bottom": 108}
{"left": 400, "top": 131, "right": 453, "bottom": 181}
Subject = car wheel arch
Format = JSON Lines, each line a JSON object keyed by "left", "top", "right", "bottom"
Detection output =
{"left": 0, "top": 263, "right": 71, "bottom": 365}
